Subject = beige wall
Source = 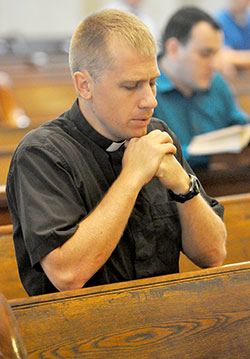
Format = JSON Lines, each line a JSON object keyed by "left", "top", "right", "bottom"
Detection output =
{"left": 0, "top": 0, "right": 228, "bottom": 38}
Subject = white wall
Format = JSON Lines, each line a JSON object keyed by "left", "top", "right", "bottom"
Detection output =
{"left": 0, "top": 0, "right": 228, "bottom": 39}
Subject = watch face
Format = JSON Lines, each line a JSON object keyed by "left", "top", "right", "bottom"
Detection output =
{"left": 168, "top": 174, "right": 200, "bottom": 203}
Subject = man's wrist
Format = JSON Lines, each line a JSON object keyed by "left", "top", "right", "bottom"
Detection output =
{"left": 168, "top": 174, "right": 201, "bottom": 203}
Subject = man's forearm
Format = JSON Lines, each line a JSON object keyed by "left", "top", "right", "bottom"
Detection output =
{"left": 177, "top": 194, "right": 227, "bottom": 268}
{"left": 41, "top": 168, "right": 142, "bottom": 291}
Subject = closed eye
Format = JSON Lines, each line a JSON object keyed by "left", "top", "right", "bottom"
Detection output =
{"left": 123, "top": 81, "right": 158, "bottom": 91}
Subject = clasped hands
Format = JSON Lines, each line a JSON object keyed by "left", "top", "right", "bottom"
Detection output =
{"left": 123, "top": 130, "right": 190, "bottom": 193}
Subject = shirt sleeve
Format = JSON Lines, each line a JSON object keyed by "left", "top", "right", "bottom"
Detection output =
{"left": 7, "top": 144, "right": 86, "bottom": 267}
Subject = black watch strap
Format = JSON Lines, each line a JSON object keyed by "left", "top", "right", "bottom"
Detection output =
{"left": 168, "top": 174, "right": 201, "bottom": 203}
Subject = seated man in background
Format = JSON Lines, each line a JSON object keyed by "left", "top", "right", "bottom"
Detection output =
{"left": 6, "top": 10, "right": 226, "bottom": 296}
{"left": 215, "top": 0, "right": 250, "bottom": 77}
{"left": 154, "top": 6, "right": 249, "bottom": 170}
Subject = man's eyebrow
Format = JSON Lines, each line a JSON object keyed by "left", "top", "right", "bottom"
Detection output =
{"left": 120, "top": 74, "right": 160, "bottom": 83}
{"left": 198, "top": 47, "right": 219, "bottom": 54}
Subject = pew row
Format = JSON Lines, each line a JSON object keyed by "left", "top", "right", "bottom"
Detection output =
{"left": 0, "top": 63, "right": 76, "bottom": 129}
{"left": 0, "top": 192, "right": 250, "bottom": 299}
{"left": 9, "top": 262, "right": 250, "bottom": 359}
{"left": 196, "top": 146, "right": 250, "bottom": 197}
{"left": 0, "top": 185, "right": 11, "bottom": 225}
{"left": 0, "top": 226, "right": 28, "bottom": 299}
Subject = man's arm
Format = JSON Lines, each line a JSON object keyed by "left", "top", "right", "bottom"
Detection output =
{"left": 156, "top": 154, "right": 227, "bottom": 268}
{"left": 41, "top": 130, "right": 176, "bottom": 291}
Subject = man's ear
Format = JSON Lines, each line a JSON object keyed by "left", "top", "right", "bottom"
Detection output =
{"left": 73, "top": 70, "right": 92, "bottom": 100}
{"left": 165, "top": 38, "right": 180, "bottom": 59}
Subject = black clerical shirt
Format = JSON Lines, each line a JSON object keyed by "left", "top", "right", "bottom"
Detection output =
{"left": 6, "top": 100, "right": 224, "bottom": 296}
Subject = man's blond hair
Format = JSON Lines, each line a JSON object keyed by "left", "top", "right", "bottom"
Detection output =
{"left": 69, "top": 9, "right": 157, "bottom": 80}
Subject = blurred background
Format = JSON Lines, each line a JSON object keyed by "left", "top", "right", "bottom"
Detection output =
{"left": 0, "top": 0, "right": 249, "bottom": 197}
{"left": 0, "top": 0, "right": 227, "bottom": 41}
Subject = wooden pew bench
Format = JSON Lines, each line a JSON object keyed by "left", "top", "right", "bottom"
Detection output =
{"left": 0, "top": 292, "right": 28, "bottom": 359}
{"left": 0, "top": 63, "right": 76, "bottom": 129}
{"left": 0, "top": 185, "right": 11, "bottom": 225}
{"left": 0, "top": 127, "right": 30, "bottom": 186}
{"left": 196, "top": 147, "right": 250, "bottom": 197}
{"left": 0, "top": 192, "right": 250, "bottom": 298}
{"left": 0, "top": 225, "right": 27, "bottom": 299}
{"left": 8, "top": 262, "right": 250, "bottom": 359}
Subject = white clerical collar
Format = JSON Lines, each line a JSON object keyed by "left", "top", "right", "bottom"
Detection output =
{"left": 106, "top": 140, "right": 126, "bottom": 152}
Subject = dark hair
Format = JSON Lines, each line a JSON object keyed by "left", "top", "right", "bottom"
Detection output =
{"left": 159, "top": 6, "right": 221, "bottom": 57}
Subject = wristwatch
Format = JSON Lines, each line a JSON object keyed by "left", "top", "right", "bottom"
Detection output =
{"left": 168, "top": 174, "right": 201, "bottom": 203}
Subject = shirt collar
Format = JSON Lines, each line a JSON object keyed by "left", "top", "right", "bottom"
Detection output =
{"left": 69, "top": 100, "right": 126, "bottom": 152}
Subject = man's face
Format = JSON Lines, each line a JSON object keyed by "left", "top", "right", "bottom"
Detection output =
{"left": 174, "top": 21, "right": 222, "bottom": 92}
{"left": 86, "top": 42, "right": 159, "bottom": 141}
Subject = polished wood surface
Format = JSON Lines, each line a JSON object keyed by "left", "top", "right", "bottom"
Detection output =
{"left": 196, "top": 146, "right": 250, "bottom": 197}
{"left": 0, "top": 185, "right": 11, "bottom": 225}
{"left": 0, "top": 226, "right": 27, "bottom": 299}
{"left": 9, "top": 262, "right": 250, "bottom": 359}
{"left": 0, "top": 63, "right": 76, "bottom": 129}
{"left": 0, "top": 292, "right": 28, "bottom": 359}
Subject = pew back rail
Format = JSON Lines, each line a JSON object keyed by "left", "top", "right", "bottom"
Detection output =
{"left": 10, "top": 262, "right": 250, "bottom": 359}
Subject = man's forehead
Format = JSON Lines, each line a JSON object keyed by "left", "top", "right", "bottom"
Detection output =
{"left": 118, "top": 67, "right": 160, "bottom": 82}
{"left": 190, "top": 21, "right": 221, "bottom": 41}
{"left": 188, "top": 21, "right": 222, "bottom": 48}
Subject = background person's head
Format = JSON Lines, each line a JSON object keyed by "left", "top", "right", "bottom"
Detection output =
{"left": 159, "top": 7, "right": 223, "bottom": 95}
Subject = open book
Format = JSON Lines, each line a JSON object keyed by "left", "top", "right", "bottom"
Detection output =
{"left": 187, "top": 123, "right": 250, "bottom": 156}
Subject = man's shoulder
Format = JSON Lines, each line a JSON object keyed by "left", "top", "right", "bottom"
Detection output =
{"left": 211, "top": 72, "right": 232, "bottom": 93}
{"left": 12, "top": 111, "right": 75, "bottom": 165}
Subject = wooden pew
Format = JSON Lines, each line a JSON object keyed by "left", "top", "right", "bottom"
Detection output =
{"left": 0, "top": 71, "right": 30, "bottom": 128}
{"left": 0, "top": 62, "right": 76, "bottom": 128}
{"left": 196, "top": 146, "right": 250, "bottom": 197}
{"left": 0, "top": 292, "right": 28, "bottom": 359}
{"left": 0, "top": 192, "right": 249, "bottom": 299}
{"left": 9, "top": 262, "right": 250, "bottom": 359}
{"left": 0, "top": 225, "right": 28, "bottom": 299}
{"left": 180, "top": 192, "right": 250, "bottom": 272}
{"left": 0, "top": 185, "right": 11, "bottom": 225}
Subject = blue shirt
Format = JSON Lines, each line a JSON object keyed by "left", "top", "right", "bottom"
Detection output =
{"left": 215, "top": 10, "right": 250, "bottom": 50}
{"left": 154, "top": 68, "right": 249, "bottom": 169}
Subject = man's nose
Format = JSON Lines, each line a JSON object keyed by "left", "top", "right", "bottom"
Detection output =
{"left": 138, "top": 85, "right": 158, "bottom": 110}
